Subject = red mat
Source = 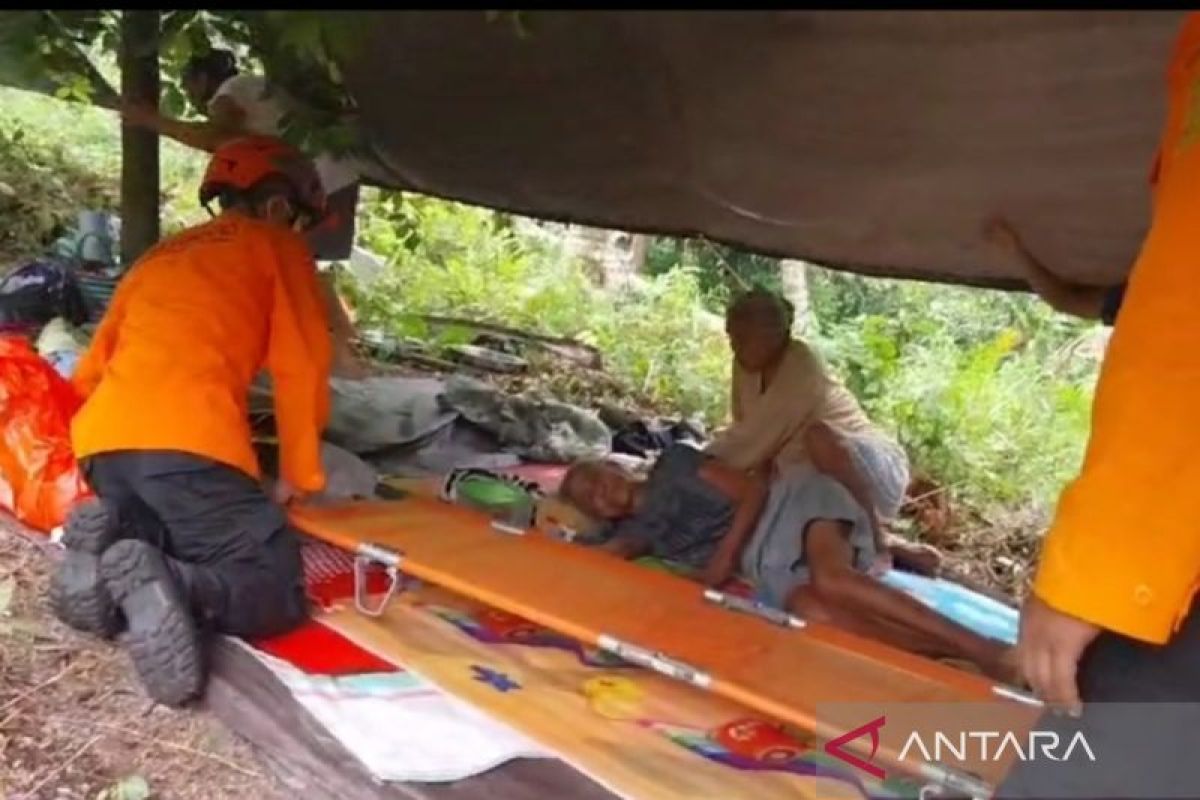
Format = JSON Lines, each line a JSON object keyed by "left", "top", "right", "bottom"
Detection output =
{"left": 302, "top": 539, "right": 395, "bottom": 610}
{"left": 248, "top": 540, "right": 401, "bottom": 676}
{"left": 253, "top": 619, "right": 398, "bottom": 675}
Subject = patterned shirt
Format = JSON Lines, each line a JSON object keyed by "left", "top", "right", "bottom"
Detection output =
{"left": 604, "top": 444, "right": 734, "bottom": 568}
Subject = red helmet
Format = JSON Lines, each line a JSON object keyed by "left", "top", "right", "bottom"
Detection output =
{"left": 199, "top": 135, "right": 327, "bottom": 227}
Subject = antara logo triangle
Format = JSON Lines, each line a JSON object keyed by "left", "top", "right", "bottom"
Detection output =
{"left": 823, "top": 715, "right": 887, "bottom": 780}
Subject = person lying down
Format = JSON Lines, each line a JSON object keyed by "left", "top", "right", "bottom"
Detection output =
{"left": 560, "top": 443, "right": 1019, "bottom": 684}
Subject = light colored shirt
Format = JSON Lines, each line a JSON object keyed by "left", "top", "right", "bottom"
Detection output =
{"left": 211, "top": 74, "right": 360, "bottom": 195}
{"left": 707, "top": 339, "right": 876, "bottom": 474}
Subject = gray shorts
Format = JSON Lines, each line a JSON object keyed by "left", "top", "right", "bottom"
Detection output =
{"left": 843, "top": 430, "right": 909, "bottom": 521}
{"left": 739, "top": 464, "right": 878, "bottom": 608}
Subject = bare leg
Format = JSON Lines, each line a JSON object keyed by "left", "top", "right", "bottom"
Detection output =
{"left": 805, "top": 423, "right": 946, "bottom": 577}
{"left": 804, "top": 422, "right": 887, "bottom": 544}
{"left": 790, "top": 586, "right": 950, "bottom": 659}
{"left": 791, "top": 520, "right": 1018, "bottom": 683}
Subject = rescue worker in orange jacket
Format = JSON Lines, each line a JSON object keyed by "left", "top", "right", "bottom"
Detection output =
{"left": 1000, "top": 12, "right": 1200, "bottom": 798}
{"left": 48, "top": 136, "right": 332, "bottom": 708}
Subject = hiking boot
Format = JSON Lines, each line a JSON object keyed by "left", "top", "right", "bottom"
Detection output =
{"left": 48, "top": 498, "right": 122, "bottom": 638}
{"left": 100, "top": 540, "right": 204, "bottom": 708}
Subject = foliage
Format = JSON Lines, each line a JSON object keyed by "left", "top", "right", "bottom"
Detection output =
{"left": 0, "top": 11, "right": 118, "bottom": 106}
{"left": 0, "top": 122, "right": 112, "bottom": 262}
{"left": 645, "top": 237, "right": 783, "bottom": 310}
{"left": 806, "top": 269, "right": 1097, "bottom": 509}
{"left": 0, "top": 10, "right": 546, "bottom": 167}
{"left": 0, "top": 79, "right": 1098, "bottom": 515}
{"left": 344, "top": 191, "right": 732, "bottom": 422}
{"left": 0, "top": 11, "right": 388, "bottom": 161}
{"left": 346, "top": 193, "right": 1098, "bottom": 509}
{"left": 0, "top": 85, "right": 207, "bottom": 256}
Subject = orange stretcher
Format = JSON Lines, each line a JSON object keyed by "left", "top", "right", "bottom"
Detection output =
{"left": 290, "top": 494, "right": 1041, "bottom": 796}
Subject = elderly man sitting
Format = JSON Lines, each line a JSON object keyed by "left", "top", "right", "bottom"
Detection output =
{"left": 707, "top": 289, "right": 936, "bottom": 573}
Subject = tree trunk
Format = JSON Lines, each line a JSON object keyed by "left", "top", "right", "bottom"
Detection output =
{"left": 119, "top": 10, "right": 160, "bottom": 265}
{"left": 779, "top": 258, "right": 811, "bottom": 335}
{"left": 564, "top": 225, "right": 646, "bottom": 290}
{"left": 627, "top": 233, "right": 648, "bottom": 275}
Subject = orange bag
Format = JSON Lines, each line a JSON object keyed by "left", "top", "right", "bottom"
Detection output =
{"left": 0, "top": 335, "right": 91, "bottom": 531}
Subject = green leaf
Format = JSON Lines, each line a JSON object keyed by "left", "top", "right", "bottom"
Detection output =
{"left": 184, "top": 22, "right": 211, "bottom": 59}
{"left": 160, "top": 9, "right": 199, "bottom": 41}
{"left": 166, "top": 33, "right": 194, "bottom": 68}
{"left": 161, "top": 83, "right": 188, "bottom": 117}
{"left": 98, "top": 775, "right": 151, "bottom": 800}
{"left": 392, "top": 316, "right": 429, "bottom": 341}
{"left": 436, "top": 325, "right": 475, "bottom": 349}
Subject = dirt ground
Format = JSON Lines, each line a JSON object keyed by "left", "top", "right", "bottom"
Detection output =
{"left": 0, "top": 522, "right": 284, "bottom": 800}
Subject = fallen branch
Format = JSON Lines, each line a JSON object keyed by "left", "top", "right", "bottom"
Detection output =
{"left": 412, "top": 313, "right": 603, "bottom": 368}
{"left": 394, "top": 351, "right": 460, "bottom": 373}
{"left": 416, "top": 313, "right": 591, "bottom": 350}
{"left": 901, "top": 482, "right": 952, "bottom": 509}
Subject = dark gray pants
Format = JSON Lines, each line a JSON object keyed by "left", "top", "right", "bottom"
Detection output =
{"left": 82, "top": 451, "right": 308, "bottom": 639}
{"left": 997, "top": 602, "right": 1200, "bottom": 799}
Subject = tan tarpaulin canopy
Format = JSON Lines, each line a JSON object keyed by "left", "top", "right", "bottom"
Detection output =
{"left": 342, "top": 10, "right": 1185, "bottom": 289}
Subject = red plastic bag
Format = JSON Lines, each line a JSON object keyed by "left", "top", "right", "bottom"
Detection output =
{"left": 0, "top": 335, "right": 91, "bottom": 532}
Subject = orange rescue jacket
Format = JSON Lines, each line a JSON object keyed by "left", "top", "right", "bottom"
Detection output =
{"left": 71, "top": 213, "right": 332, "bottom": 493}
{"left": 1034, "top": 13, "right": 1200, "bottom": 644}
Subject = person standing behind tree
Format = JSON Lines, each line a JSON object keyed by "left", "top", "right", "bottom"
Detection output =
{"left": 121, "top": 49, "right": 368, "bottom": 378}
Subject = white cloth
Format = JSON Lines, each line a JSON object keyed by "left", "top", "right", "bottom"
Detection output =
{"left": 239, "top": 639, "right": 549, "bottom": 782}
{"left": 36, "top": 317, "right": 86, "bottom": 357}
{"left": 211, "top": 74, "right": 360, "bottom": 195}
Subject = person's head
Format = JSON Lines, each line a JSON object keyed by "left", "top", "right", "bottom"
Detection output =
{"left": 182, "top": 49, "right": 239, "bottom": 112}
{"left": 199, "top": 136, "right": 327, "bottom": 233}
{"left": 725, "top": 289, "right": 794, "bottom": 372}
{"left": 559, "top": 460, "right": 639, "bottom": 520}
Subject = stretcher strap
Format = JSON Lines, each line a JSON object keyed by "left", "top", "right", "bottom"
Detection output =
{"left": 353, "top": 542, "right": 406, "bottom": 617}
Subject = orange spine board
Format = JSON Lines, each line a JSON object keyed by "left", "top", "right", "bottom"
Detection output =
{"left": 291, "top": 496, "right": 1035, "bottom": 785}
